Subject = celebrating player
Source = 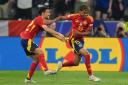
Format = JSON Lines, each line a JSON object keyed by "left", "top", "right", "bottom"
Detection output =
{"left": 56, "top": 5, "right": 101, "bottom": 81}
{"left": 20, "top": 6, "right": 66, "bottom": 83}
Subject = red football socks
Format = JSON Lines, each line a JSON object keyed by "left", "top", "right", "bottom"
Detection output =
{"left": 38, "top": 54, "right": 48, "bottom": 71}
{"left": 27, "top": 62, "right": 38, "bottom": 80}
{"left": 84, "top": 54, "right": 93, "bottom": 76}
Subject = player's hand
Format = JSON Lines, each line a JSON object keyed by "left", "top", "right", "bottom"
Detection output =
{"left": 55, "top": 16, "right": 62, "bottom": 21}
{"left": 58, "top": 33, "right": 67, "bottom": 42}
{"left": 65, "top": 37, "right": 69, "bottom": 43}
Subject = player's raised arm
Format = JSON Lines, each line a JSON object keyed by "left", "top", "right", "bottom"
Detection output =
{"left": 42, "top": 25, "right": 66, "bottom": 42}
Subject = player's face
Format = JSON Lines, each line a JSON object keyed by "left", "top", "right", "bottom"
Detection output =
{"left": 43, "top": 9, "right": 51, "bottom": 19}
{"left": 79, "top": 10, "right": 89, "bottom": 18}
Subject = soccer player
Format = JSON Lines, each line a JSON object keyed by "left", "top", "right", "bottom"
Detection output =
{"left": 20, "top": 6, "right": 66, "bottom": 83}
{"left": 56, "top": 5, "right": 101, "bottom": 81}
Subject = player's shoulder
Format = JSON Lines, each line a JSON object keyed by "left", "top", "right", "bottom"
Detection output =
{"left": 67, "top": 13, "right": 80, "bottom": 18}
{"left": 35, "top": 16, "right": 44, "bottom": 21}
{"left": 72, "top": 13, "right": 80, "bottom": 17}
{"left": 86, "top": 15, "right": 93, "bottom": 20}
{"left": 86, "top": 15, "right": 94, "bottom": 23}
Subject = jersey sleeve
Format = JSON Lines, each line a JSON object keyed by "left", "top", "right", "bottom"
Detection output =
{"left": 86, "top": 16, "right": 94, "bottom": 24}
{"left": 66, "top": 14, "right": 75, "bottom": 20}
{"left": 35, "top": 16, "right": 44, "bottom": 27}
{"left": 86, "top": 16, "right": 94, "bottom": 31}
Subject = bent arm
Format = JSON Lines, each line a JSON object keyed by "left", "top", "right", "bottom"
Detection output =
{"left": 42, "top": 25, "right": 66, "bottom": 42}
{"left": 44, "top": 19, "right": 56, "bottom": 25}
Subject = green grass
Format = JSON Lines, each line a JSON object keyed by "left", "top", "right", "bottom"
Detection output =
{"left": 0, "top": 71, "right": 128, "bottom": 85}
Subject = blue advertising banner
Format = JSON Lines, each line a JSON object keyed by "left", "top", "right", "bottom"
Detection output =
{"left": 0, "top": 37, "right": 128, "bottom": 71}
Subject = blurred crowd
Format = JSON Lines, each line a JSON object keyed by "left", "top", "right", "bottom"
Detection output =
{"left": 0, "top": 0, "right": 128, "bottom": 38}
{"left": 0, "top": 0, "right": 128, "bottom": 20}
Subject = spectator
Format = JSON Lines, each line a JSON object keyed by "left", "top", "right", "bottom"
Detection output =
{"left": 47, "top": 0, "right": 54, "bottom": 8}
{"left": 124, "top": 0, "right": 128, "bottom": 10}
{"left": 124, "top": 0, "right": 128, "bottom": 20}
{"left": 94, "top": 0, "right": 113, "bottom": 20}
{"left": 112, "top": 0, "right": 124, "bottom": 20}
{"left": 15, "top": 0, "right": 32, "bottom": 20}
{"left": 75, "top": 0, "right": 88, "bottom": 12}
{"left": 0, "top": 0, "right": 12, "bottom": 19}
{"left": 125, "top": 21, "right": 128, "bottom": 34}
{"left": 115, "top": 22, "right": 127, "bottom": 38}
{"left": 53, "top": 0, "right": 67, "bottom": 17}
{"left": 66, "top": 0, "right": 75, "bottom": 13}
{"left": 32, "top": 0, "right": 54, "bottom": 18}
{"left": 94, "top": 23, "right": 109, "bottom": 37}
{"left": 32, "top": 0, "right": 43, "bottom": 17}
{"left": 36, "top": 0, "right": 54, "bottom": 8}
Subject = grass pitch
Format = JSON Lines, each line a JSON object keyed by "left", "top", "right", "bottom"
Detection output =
{"left": 0, "top": 71, "right": 127, "bottom": 85}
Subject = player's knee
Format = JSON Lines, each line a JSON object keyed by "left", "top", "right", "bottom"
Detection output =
{"left": 39, "top": 50, "right": 43, "bottom": 55}
{"left": 36, "top": 48, "right": 44, "bottom": 55}
{"left": 34, "top": 59, "right": 39, "bottom": 63}
{"left": 74, "top": 62, "right": 79, "bottom": 66}
{"left": 82, "top": 51, "right": 90, "bottom": 57}
{"left": 33, "top": 56, "right": 39, "bottom": 62}
{"left": 74, "top": 63, "right": 79, "bottom": 66}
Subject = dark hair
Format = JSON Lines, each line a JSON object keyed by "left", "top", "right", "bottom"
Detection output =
{"left": 117, "top": 27, "right": 124, "bottom": 32}
{"left": 97, "top": 27, "right": 103, "bottom": 31}
{"left": 79, "top": 4, "right": 90, "bottom": 11}
{"left": 38, "top": 6, "right": 49, "bottom": 15}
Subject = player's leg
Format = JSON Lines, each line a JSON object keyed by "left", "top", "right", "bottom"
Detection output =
{"left": 73, "top": 40, "right": 93, "bottom": 77}
{"left": 63, "top": 39, "right": 81, "bottom": 66}
{"left": 79, "top": 48, "right": 101, "bottom": 81}
{"left": 33, "top": 48, "right": 48, "bottom": 71}
{"left": 26, "top": 40, "right": 56, "bottom": 75}
{"left": 21, "top": 39, "right": 54, "bottom": 83}
{"left": 33, "top": 48, "right": 57, "bottom": 75}
{"left": 25, "top": 59, "right": 38, "bottom": 83}
{"left": 56, "top": 39, "right": 82, "bottom": 72}
{"left": 62, "top": 52, "right": 81, "bottom": 67}
{"left": 67, "top": 39, "right": 100, "bottom": 81}
{"left": 38, "top": 63, "right": 44, "bottom": 71}
{"left": 56, "top": 52, "right": 81, "bottom": 72}
{"left": 21, "top": 39, "right": 39, "bottom": 83}
{"left": 74, "top": 52, "right": 81, "bottom": 66}
{"left": 79, "top": 49, "right": 92, "bottom": 76}
{"left": 70, "top": 39, "right": 93, "bottom": 77}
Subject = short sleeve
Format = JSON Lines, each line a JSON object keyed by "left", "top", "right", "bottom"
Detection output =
{"left": 66, "top": 14, "right": 76, "bottom": 20}
{"left": 86, "top": 16, "right": 94, "bottom": 24}
{"left": 35, "top": 16, "right": 44, "bottom": 27}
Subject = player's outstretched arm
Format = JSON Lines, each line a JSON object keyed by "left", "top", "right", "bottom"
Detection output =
{"left": 44, "top": 16, "right": 66, "bottom": 25}
{"left": 44, "top": 18, "right": 58, "bottom": 25}
{"left": 42, "top": 25, "right": 66, "bottom": 42}
{"left": 57, "top": 16, "right": 67, "bottom": 20}
{"left": 44, "top": 19, "right": 56, "bottom": 25}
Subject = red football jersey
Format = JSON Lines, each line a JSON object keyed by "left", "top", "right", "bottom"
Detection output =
{"left": 20, "top": 16, "right": 44, "bottom": 39}
{"left": 66, "top": 13, "right": 93, "bottom": 40}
